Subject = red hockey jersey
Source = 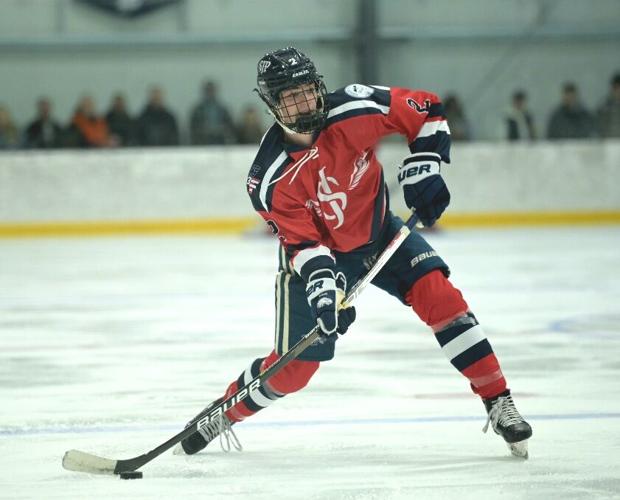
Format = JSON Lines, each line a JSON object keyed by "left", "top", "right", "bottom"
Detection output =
{"left": 246, "top": 84, "right": 450, "bottom": 276}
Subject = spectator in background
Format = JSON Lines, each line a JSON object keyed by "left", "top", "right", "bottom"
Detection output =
{"left": 597, "top": 72, "right": 620, "bottom": 138}
{"left": 68, "top": 95, "right": 116, "bottom": 148}
{"left": 136, "top": 86, "right": 179, "bottom": 146}
{"left": 0, "top": 105, "right": 20, "bottom": 149}
{"left": 236, "top": 105, "right": 265, "bottom": 144}
{"left": 547, "top": 82, "right": 594, "bottom": 139}
{"left": 24, "top": 97, "right": 63, "bottom": 149}
{"left": 505, "top": 90, "right": 536, "bottom": 141}
{"left": 443, "top": 94, "right": 471, "bottom": 141}
{"left": 190, "top": 80, "right": 235, "bottom": 145}
{"left": 105, "top": 93, "right": 135, "bottom": 146}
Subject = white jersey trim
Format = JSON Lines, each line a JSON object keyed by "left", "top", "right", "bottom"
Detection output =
{"left": 328, "top": 100, "right": 390, "bottom": 119}
{"left": 259, "top": 150, "right": 288, "bottom": 212}
{"left": 416, "top": 119, "right": 451, "bottom": 139}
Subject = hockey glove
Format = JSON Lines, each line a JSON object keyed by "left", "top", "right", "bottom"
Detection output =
{"left": 398, "top": 153, "right": 450, "bottom": 227}
{"left": 305, "top": 269, "right": 356, "bottom": 338}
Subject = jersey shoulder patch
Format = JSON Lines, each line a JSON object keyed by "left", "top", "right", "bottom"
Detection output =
{"left": 325, "top": 84, "right": 391, "bottom": 127}
{"left": 246, "top": 125, "right": 292, "bottom": 212}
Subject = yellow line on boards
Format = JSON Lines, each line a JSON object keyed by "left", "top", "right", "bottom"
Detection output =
{"left": 0, "top": 212, "right": 619, "bottom": 238}
{"left": 437, "top": 211, "right": 620, "bottom": 228}
{"left": 0, "top": 218, "right": 258, "bottom": 238}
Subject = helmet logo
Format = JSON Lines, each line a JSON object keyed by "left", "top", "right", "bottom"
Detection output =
{"left": 288, "top": 57, "right": 298, "bottom": 65}
{"left": 258, "top": 60, "right": 271, "bottom": 74}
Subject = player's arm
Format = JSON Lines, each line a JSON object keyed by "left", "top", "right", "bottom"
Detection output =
{"left": 329, "top": 85, "right": 450, "bottom": 227}
{"left": 390, "top": 88, "right": 451, "bottom": 227}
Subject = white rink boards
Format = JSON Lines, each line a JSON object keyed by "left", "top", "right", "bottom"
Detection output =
{"left": 1, "top": 227, "right": 619, "bottom": 499}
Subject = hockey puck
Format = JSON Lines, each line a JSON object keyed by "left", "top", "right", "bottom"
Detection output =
{"left": 119, "top": 471, "right": 143, "bottom": 480}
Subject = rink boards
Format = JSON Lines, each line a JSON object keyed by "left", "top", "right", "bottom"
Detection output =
{"left": 1, "top": 141, "right": 619, "bottom": 237}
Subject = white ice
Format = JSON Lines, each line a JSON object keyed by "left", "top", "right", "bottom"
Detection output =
{"left": 1, "top": 226, "right": 620, "bottom": 499}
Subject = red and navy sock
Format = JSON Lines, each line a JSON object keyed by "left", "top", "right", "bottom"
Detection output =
{"left": 407, "top": 270, "right": 507, "bottom": 399}
{"left": 223, "top": 351, "right": 319, "bottom": 422}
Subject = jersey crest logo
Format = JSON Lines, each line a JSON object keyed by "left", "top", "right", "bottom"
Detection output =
{"left": 406, "top": 98, "right": 431, "bottom": 114}
{"left": 348, "top": 149, "right": 370, "bottom": 190}
{"left": 317, "top": 167, "right": 347, "bottom": 229}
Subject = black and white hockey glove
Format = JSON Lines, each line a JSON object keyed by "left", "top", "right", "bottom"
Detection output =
{"left": 398, "top": 152, "right": 450, "bottom": 227}
{"left": 305, "top": 269, "right": 356, "bottom": 338}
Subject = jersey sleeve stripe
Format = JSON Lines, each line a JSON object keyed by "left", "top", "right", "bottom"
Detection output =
{"left": 416, "top": 119, "right": 451, "bottom": 139}
{"left": 327, "top": 100, "right": 390, "bottom": 119}
{"left": 259, "top": 150, "right": 289, "bottom": 212}
{"left": 427, "top": 102, "right": 445, "bottom": 119}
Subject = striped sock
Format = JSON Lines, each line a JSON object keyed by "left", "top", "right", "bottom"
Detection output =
{"left": 223, "top": 356, "right": 284, "bottom": 423}
{"left": 433, "top": 312, "right": 507, "bottom": 399}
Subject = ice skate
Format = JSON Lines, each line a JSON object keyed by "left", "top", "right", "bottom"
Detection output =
{"left": 174, "top": 398, "right": 241, "bottom": 455}
{"left": 482, "top": 389, "right": 532, "bottom": 458}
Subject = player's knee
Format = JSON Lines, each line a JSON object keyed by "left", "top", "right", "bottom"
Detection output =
{"left": 406, "top": 269, "right": 468, "bottom": 328}
{"left": 268, "top": 359, "right": 320, "bottom": 394}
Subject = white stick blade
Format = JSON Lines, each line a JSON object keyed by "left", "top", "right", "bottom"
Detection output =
{"left": 62, "top": 449, "right": 117, "bottom": 475}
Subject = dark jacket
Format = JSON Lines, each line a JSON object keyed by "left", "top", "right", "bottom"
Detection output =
{"left": 547, "top": 105, "right": 594, "bottom": 139}
{"left": 24, "top": 119, "right": 63, "bottom": 148}
{"left": 136, "top": 105, "right": 179, "bottom": 146}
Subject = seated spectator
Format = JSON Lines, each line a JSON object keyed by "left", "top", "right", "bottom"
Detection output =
{"left": 597, "top": 72, "right": 620, "bottom": 138}
{"left": 505, "top": 90, "right": 536, "bottom": 141}
{"left": 236, "top": 105, "right": 265, "bottom": 144}
{"left": 0, "top": 105, "right": 19, "bottom": 149}
{"left": 136, "top": 86, "right": 179, "bottom": 146}
{"left": 443, "top": 94, "right": 471, "bottom": 141}
{"left": 190, "top": 80, "right": 235, "bottom": 145}
{"left": 105, "top": 93, "right": 135, "bottom": 146}
{"left": 68, "top": 95, "right": 116, "bottom": 148}
{"left": 547, "top": 82, "right": 594, "bottom": 139}
{"left": 23, "top": 97, "right": 63, "bottom": 149}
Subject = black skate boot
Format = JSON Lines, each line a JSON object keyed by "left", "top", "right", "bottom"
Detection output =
{"left": 175, "top": 398, "right": 241, "bottom": 455}
{"left": 483, "top": 389, "right": 532, "bottom": 458}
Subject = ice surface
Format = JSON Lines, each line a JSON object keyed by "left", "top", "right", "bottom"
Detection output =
{"left": 1, "top": 227, "right": 620, "bottom": 499}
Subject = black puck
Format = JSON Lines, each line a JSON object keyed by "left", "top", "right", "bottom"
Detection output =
{"left": 119, "top": 471, "right": 143, "bottom": 480}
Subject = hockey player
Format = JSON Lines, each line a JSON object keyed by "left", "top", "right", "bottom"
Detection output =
{"left": 177, "top": 47, "right": 532, "bottom": 458}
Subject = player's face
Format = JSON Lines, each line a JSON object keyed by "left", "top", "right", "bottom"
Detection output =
{"left": 277, "top": 83, "right": 319, "bottom": 126}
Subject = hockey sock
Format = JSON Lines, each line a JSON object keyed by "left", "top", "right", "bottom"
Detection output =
{"left": 223, "top": 351, "right": 319, "bottom": 423}
{"left": 407, "top": 270, "right": 507, "bottom": 399}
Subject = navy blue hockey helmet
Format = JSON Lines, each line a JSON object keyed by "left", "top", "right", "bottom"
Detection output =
{"left": 255, "top": 47, "right": 328, "bottom": 133}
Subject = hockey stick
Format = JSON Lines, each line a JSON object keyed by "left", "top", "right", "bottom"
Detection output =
{"left": 62, "top": 214, "right": 419, "bottom": 476}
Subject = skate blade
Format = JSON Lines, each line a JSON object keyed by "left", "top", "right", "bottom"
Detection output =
{"left": 508, "top": 439, "right": 529, "bottom": 459}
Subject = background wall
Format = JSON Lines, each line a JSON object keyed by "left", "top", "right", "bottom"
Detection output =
{"left": 1, "top": 141, "right": 619, "bottom": 237}
{"left": 1, "top": 0, "right": 618, "bottom": 140}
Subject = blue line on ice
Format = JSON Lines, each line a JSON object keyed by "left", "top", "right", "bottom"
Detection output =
{"left": 2, "top": 412, "right": 620, "bottom": 437}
